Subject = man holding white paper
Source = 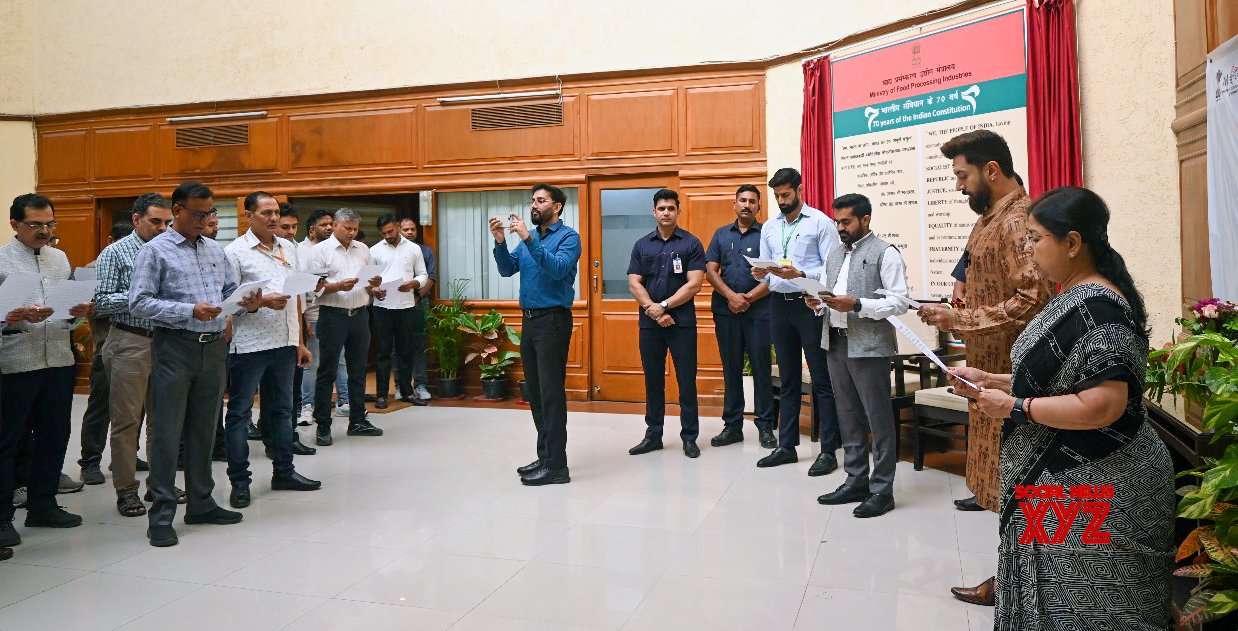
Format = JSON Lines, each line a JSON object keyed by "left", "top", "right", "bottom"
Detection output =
{"left": 0, "top": 194, "right": 95, "bottom": 548}
{"left": 368, "top": 214, "right": 427, "bottom": 409}
{"left": 309, "top": 208, "right": 385, "bottom": 445}
{"left": 806, "top": 194, "right": 907, "bottom": 519}
{"left": 221, "top": 192, "right": 320, "bottom": 510}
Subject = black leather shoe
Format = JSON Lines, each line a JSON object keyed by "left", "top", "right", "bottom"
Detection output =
{"left": 375, "top": 396, "right": 389, "bottom": 410}
{"left": 0, "top": 521, "right": 21, "bottom": 547}
{"left": 136, "top": 457, "right": 150, "bottom": 472}
{"left": 756, "top": 447, "right": 798, "bottom": 468}
{"left": 272, "top": 471, "right": 322, "bottom": 491}
{"left": 347, "top": 420, "right": 384, "bottom": 437}
{"left": 410, "top": 397, "right": 429, "bottom": 407}
{"left": 516, "top": 459, "right": 543, "bottom": 476}
{"left": 954, "top": 496, "right": 985, "bottom": 512}
{"left": 807, "top": 452, "right": 838, "bottom": 477}
{"left": 291, "top": 437, "right": 317, "bottom": 456}
{"left": 184, "top": 507, "right": 244, "bottom": 525}
{"left": 628, "top": 437, "right": 663, "bottom": 455}
{"left": 853, "top": 493, "right": 895, "bottom": 518}
{"left": 25, "top": 507, "right": 83, "bottom": 529}
{"left": 710, "top": 426, "right": 743, "bottom": 447}
{"left": 316, "top": 432, "right": 333, "bottom": 446}
{"left": 211, "top": 449, "right": 228, "bottom": 463}
{"left": 247, "top": 421, "right": 261, "bottom": 441}
{"left": 521, "top": 467, "right": 571, "bottom": 486}
{"left": 758, "top": 429, "right": 777, "bottom": 449}
{"left": 817, "top": 479, "right": 870, "bottom": 505}
{"left": 683, "top": 441, "right": 701, "bottom": 458}
{"left": 229, "top": 484, "right": 251, "bottom": 509}
{"left": 364, "top": 394, "right": 378, "bottom": 403}
{"left": 147, "top": 525, "right": 178, "bottom": 547}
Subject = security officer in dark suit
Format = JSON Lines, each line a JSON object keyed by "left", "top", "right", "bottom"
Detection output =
{"left": 626, "top": 189, "right": 707, "bottom": 459}
{"left": 704, "top": 185, "right": 776, "bottom": 449}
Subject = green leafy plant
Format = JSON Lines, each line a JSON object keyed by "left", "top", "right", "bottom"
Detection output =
{"left": 459, "top": 308, "right": 522, "bottom": 380}
{"left": 427, "top": 279, "right": 470, "bottom": 380}
{"left": 1146, "top": 298, "right": 1238, "bottom": 625}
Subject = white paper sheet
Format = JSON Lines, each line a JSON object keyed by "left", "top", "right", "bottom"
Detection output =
{"left": 354, "top": 264, "right": 386, "bottom": 284}
{"left": 378, "top": 276, "right": 405, "bottom": 295}
{"left": 742, "top": 255, "right": 782, "bottom": 269}
{"left": 0, "top": 274, "right": 43, "bottom": 321}
{"left": 216, "top": 279, "right": 268, "bottom": 317}
{"left": 874, "top": 288, "right": 923, "bottom": 309}
{"left": 886, "top": 315, "right": 978, "bottom": 390}
{"left": 43, "top": 279, "right": 99, "bottom": 319}
{"left": 788, "top": 276, "right": 835, "bottom": 296}
{"left": 281, "top": 271, "right": 321, "bottom": 296}
{"left": 73, "top": 267, "right": 97, "bottom": 281}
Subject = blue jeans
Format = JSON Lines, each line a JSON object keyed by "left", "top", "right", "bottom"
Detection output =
{"left": 226, "top": 346, "right": 296, "bottom": 484}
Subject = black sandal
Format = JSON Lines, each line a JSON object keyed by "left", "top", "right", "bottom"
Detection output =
{"left": 117, "top": 492, "right": 147, "bottom": 517}
{"left": 143, "top": 487, "right": 189, "bottom": 505}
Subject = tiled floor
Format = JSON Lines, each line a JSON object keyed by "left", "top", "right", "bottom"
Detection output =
{"left": 0, "top": 396, "right": 998, "bottom": 630}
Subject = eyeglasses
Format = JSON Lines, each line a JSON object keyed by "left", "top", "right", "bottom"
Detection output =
{"left": 531, "top": 197, "right": 552, "bottom": 205}
{"left": 17, "top": 221, "right": 57, "bottom": 231}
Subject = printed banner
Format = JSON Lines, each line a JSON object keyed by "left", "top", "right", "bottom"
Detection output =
{"left": 831, "top": 9, "right": 1028, "bottom": 300}
{"left": 1208, "top": 35, "right": 1238, "bottom": 302}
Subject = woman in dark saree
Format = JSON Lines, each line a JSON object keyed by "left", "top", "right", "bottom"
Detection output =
{"left": 948, "top": 186, "right": 1174, "bottom": 630}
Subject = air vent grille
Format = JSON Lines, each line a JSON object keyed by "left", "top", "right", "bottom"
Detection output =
{"left": 175, "top": 124, "right": 250, "bottom": 148}
{"left": 470, "top": 102, "right": 563, "bottom": 130}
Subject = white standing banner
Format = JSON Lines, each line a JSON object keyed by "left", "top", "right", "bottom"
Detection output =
{"left": 1208, "top": 35, "right": 1238, "bottom": 302}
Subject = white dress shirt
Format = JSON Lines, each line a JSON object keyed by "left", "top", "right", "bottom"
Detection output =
{"left": 824, "top": 232, "right": 911, "bottom": 327}
{"left": 224, "top": 230, "right": 302, "bottom": 354}
{"left": 369, "top": 236, "right": 429, "bottom": 310}
{"left": 297, "top": 237, "right": 324, "bottom": 322}
{"left": 310, "top": 234, "right": 375, "bottom": 310}
{"left": 758, "top": 205, "right": 841, "bottom": 294}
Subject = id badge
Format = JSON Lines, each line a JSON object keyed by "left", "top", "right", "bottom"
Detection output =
{"left": 779, "top": 259, "right": 793, "bottom": 267}
{"left": 672, "top": 256, "right": 683, "bottom": 274}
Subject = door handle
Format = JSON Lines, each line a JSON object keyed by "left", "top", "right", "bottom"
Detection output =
{"left": 592, "top": 274, "right": 599, "bottom": 293}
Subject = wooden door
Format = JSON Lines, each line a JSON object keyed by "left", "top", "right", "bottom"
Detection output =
{"left": 587, "top": 173, "right": 678, "bottom": 401}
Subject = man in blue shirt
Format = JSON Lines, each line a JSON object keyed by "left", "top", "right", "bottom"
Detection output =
{"left": 626, "top": 189, "right": 707, "bottom": 459}
{"left": 491, "top": 184, "right": 581, "bottom": 486}
{"left": 705, "top": 185, "right": 776, "bottom": 450}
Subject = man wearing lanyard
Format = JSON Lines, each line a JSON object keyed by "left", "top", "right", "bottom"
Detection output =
{"left": 490, "top": 184, "right": 581, "bottom": 486}
{"left": 751, "top": 168, "right": 841, "bottom": 474}
{"left": 221, "top": 192, "right": 321, "bottom": 510}
{"left": 704, "top": 185, "right": 776, "bottom": 449}
{"left": 129, "top": 182, "right": 266, "bottom": 547}
{"left": 627, "top": 189, "right": 707, "bottom": 459}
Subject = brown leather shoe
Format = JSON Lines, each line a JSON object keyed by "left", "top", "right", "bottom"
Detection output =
{"left": 950, "top": 576, "right": 995, "bottom": 606}
{"left": 0, "top": 546, "right": 12, "bottom": 561}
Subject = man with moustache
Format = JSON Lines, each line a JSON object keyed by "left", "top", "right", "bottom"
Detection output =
{"left": 751, "top": 168, "right": 841, "bottom": 475}
{"left": 704, "top": 185, "right": 776, "bottom": 449}
{"left": 297, "top": 210, "right": 349, "bottom": 422}
{"left": 369, "top": 214, "right": 428, "bottom": 409}
{"left": 807, "top": 193, "right": 909, "bottom": 519}
{"left": 398, "top": 217, "right": 434, "bottom": 405}
{"left": 491, "top": 184, "right": 581, "bottom": 485}
{"left": 917, "top": 129, "right": 1052, "bottom": 605}
{"left": 94, "top": 194, "right": 174, "bottom": 517}
{"left": 130, "top": 182, "right": 266, "bottom": 546}
{"left": 221, "top": 192, "right": 321, "bottom": 510}
{"left": 626, "top": 189, "right": 706, "bottom": 459}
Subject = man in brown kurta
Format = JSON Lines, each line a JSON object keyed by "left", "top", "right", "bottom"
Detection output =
{"left": 918, "top": 129, "right": 1052, "bottom": 606}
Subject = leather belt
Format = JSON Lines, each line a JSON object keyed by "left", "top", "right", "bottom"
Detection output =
{"left": 522, "top": 307, "right": 568, "bottom": 320}
{"left": 114, "top": 323, "right": 154, "bottom": 338}
{"left": 777, "top": 292, "right": 803, "bottom": 301}
{"left": 154, "top": 327, "right": 222, "bottom": 343}
{"left": 322, "top": 305, "right": 367, "bottom": 317}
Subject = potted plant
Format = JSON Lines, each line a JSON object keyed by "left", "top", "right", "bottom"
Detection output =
{"left": 459, "top": 308, "right": 521, "bottom": 400}
{"left": 1146, "top": 298, "right": 1238, "bottom": 628}
{"left": 427, "top": 279, "right": 470, "bottom": 399}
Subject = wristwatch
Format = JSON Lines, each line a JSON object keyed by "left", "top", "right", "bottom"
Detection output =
{"left": 660, "top": 300, "right": 669, "bottom": 309}
{"left": 851, "top": 299, "right": 863, "bottom": 313}
{"left": 1010, "top": 397, "right": 1028, "bottom": 424}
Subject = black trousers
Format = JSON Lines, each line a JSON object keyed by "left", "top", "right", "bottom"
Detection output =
{"left": 371, "top": 307, "right": 415, "bottom": 399}
{"left": 714, "top": 312, "right": 775, "bottom": 432}
{"left": 521, "top": 308, "right": 573, "bottom": 469}
{"left": 78, "top": 319, "right": 111, "bottom": 468}
{"left": 314, "top": 306, "right": 370, "bottom": 429}
{"left": 639, "top": 325, "right": 699, "bottom": 442}
{"left": 0, "top": 366, "right": 74, "bottom": 521}
{"left": 769, "top": 294, "right": 838, "bottom": 452}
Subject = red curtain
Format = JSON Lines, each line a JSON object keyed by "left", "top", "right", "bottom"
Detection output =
{"left": 1026, "top": 0, "right": 1083, "bottom": 197}
{"left": 801, "top": 56, "right": 835, "bottom": 217}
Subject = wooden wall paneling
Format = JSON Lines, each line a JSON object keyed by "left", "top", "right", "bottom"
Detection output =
{"left": 684, "top": 83, "right": 762, "bottom": 155}
{"left": 93, "top": 125, "right": 155, "bottom": 181}
{"left": 159, "top": 117, "right": 280, "bottom": 177}
{"left": 1174, "top": 0, "right": 1215, "bottom": 307}
{"left": 423, "top": 97, "right": 578, "bottom": 165}
{"left": 584, "top": 89, "right": 677, "bottom": 157}
{"left": 38, "top": 129, "right": 89, "bottom": 184}
{"left": 1209, "top": 0, "right": 1238, "bottom": 50}
{"left": 50, "top": 200, "right": 98, "bottom": 268}
{"left": 289, "top": 108, "right": 416, "bottom": 170}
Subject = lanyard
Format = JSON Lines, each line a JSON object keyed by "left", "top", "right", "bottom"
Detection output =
{"left": 780, "top": 215, "right": 803, "bottom": 258}
{"left": 256, "top": 241, "right": 289, "bottom": 267}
